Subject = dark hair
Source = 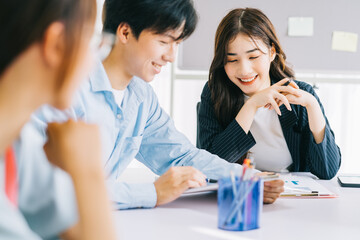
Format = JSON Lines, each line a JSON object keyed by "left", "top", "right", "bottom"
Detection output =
{"left": 209, "top": 8, "right": 295, "bottom": 128}
{"left": 103, "top": 0, "right": 197, "bottom": 40}
{"left": 0, "top": 0, "right": 96, "bottom": 80}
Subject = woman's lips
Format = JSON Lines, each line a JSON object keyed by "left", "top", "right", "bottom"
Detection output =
{"left": 237, "top": 75, "right": 258, "bottom": 85}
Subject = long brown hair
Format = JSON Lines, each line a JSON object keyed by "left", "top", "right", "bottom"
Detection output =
{"left": 208, "top": 8, "right": 294, "bottom": 128}
{"left": 0, "top": 0, "right": 96, "bottom": 82}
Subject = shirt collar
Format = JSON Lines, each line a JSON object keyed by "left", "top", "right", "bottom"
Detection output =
{"left": 89, "top": 60, "right": 114, "bottom": 93}
{"left": 88, "top": 60, "right": 148, "bottom": 105}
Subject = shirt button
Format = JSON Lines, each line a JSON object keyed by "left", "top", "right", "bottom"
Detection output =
{"left": 117, "top": 114, "right": 122, "bottom": 119}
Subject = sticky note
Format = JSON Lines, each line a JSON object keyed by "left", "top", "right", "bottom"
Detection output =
{"left": 332, "top": 31, "right": 358, "bottom": 52}
{"left": 288, "top": 17, "right": 314, "bottom": 37}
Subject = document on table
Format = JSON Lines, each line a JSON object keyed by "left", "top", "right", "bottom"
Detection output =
{"left": 182, "top": 183, "right": 218, "bottom": 195}
{"left": 279, "top": 173, "right": 337, "bottom": 198}
{"left": 182, "top": 172, "right": 337, "bottom": 197}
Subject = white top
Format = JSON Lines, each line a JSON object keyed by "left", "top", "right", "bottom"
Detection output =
{"left": 248, "top": 106, "right": 293, "bottom": 172}
{"left": 111, "top": 88, "right": 126, "bottom": 107}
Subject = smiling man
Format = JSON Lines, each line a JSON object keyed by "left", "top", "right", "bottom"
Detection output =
{"left": 21, "top": 0, "right": 284, "bottom": 209}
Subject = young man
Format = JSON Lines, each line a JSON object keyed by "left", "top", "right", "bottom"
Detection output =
{"left": 20, "top": 0, "right": 284, "bottom": 209}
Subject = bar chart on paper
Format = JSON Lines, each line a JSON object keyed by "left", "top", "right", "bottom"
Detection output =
{"left": 279, "top": 173, "right": 337, "bottom": 198}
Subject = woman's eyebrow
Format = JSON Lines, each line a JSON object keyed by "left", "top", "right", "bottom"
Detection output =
{"left": 227, "top": 48, "right": 260, "bottom": 56}
{"left": 246, "top": 48, "right": 260, "bottom": 53}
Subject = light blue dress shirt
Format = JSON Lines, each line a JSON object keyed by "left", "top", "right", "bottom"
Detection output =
{"left": 0, "top": 192, "right": 41, "bottom": 240}
{"left": 0, "top": 121, "right": 78, "bottom": 239}
{"left": 26, "top": 62, "right": 242, "bottom": 209}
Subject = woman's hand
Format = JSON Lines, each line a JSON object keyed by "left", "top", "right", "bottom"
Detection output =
{"left": 256, "top": 172, "right": 285, "bottom": 204}
{"left": 285, "top": 87, "right": 326, "bottom": 143}
{"left": 236, "top": 78, "right": 300, "bottom": 133}
{"left": 263, "top": 179, "right": 284, "bottom": 204}
{"left": 45, "top": 120, "right": 117, "bottom": 240}
{"left": 285, "top": 88, "right": 317, "bottom": 108}
{"left": 247, "top": 78, "right": 300, "bottom": 116}
{"left": 43, "top": 120, "right": 103, "bottom": 176}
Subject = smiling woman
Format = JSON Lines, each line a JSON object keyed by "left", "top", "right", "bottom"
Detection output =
{"left": 208, "top": 8, "right": 294, "bottom": 126}
{"left": 224, "top": 35, "right": 275, "bottom": 96}
{"left": 197, "top": 8, "right": 341, "bottom": 180}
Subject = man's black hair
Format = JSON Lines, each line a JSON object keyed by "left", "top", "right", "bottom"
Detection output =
{"left": 103, "top": 0, "right": 198, "bottom": 40}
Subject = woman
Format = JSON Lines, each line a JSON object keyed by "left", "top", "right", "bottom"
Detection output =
{"left": 0, "top": 0, "right": 116, "bottom": 239}
{"left": 198, "top": 8, "right": 341, "bottom": 180}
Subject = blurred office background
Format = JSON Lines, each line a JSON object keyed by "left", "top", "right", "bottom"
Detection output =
{"left": 97, "top": 0, "right": 360, "bottom": 176}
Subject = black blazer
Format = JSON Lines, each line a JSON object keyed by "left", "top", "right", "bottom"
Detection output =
{"left": 197, "top": 80, "right": 341, "bottom": 180}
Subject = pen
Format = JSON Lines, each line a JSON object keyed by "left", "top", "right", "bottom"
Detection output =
{"left": 283, "top": 78, "right": 299, "bottom": 89}
{"left": 284, "top": 186, "right": 318, "bottom": 194}
{"left": 242, "top": 152, "right": 255, "bottom": 181}
{"left": 283, "top": 79, "right": 292, "bottom": 86}
{"left": 230, "top": 171, "right": 237, "bottom": 196}
{"left": 223, "top": 177, "right": 259, "bottom": 226}
{"left": 242, "top": 153, "right": 252, "bottom": 180}
{"left": 281, "top": 193, "right": 319, "bottom": 197}
{"left": 206, "top": 178, "right": 218, "bottom": 183}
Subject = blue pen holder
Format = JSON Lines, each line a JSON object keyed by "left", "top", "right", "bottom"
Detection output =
{"left": 218, "top": 176, "right": 263, "bottom": 231}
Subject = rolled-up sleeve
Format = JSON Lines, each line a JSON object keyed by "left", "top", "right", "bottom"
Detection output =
{"left": 107, "top": 181, "right": 157, "bottom": 209}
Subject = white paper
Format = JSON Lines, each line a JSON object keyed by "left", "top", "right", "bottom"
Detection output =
{"left": 182, "top": 173, "right": 337, "bottom": 197}
{"left": 183, "top": 183, "right": 218, "bottom": 195}
{"left": 288, "top": 17, "right": 314, "bottom": 37}
{"left": 279, "top": 174, "right": 336, "bottom": 197}
{"left": 332, "top": 31, "right": 358, "bottom": 52}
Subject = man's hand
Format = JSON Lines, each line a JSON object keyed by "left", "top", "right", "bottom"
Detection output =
{"left": 154, "top": 166, "right": 207, "bottom": 206}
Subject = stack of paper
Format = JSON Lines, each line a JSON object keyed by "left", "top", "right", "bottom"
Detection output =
{"left": 183, "top": 183, "right": 218, "bottom": 195}
{"left": 280, "top": 173, "right": 337, "bottom": 198}
{"left": 181, "top": 173, "right": 338, "bottom": 198}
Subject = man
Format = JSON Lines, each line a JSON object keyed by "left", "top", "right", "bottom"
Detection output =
{"left": 21, "top": 0, "right": 284, "bottom": 209}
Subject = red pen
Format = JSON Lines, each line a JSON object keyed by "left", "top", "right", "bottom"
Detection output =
{"left": 242, "top": 152, "right": 254, "bottom": 180}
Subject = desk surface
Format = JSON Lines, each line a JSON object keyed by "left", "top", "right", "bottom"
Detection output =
{"left": 113, "top": 177, "right": 360, "bottom": 240}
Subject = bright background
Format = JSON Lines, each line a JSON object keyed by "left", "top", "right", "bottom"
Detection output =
{"left": 96, "top": 0, "right": 360, "bottom": 180}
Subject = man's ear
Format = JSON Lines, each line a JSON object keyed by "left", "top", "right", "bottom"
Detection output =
{"left": 116, "top": 23, "right": 133, "bottom": 43}
{"left": 42, "top": 22, "right": 65, "bottom": 68}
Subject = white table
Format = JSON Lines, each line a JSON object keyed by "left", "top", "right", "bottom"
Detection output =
{"left": 113, "top": 178, "right": 360, "bottom": 240}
